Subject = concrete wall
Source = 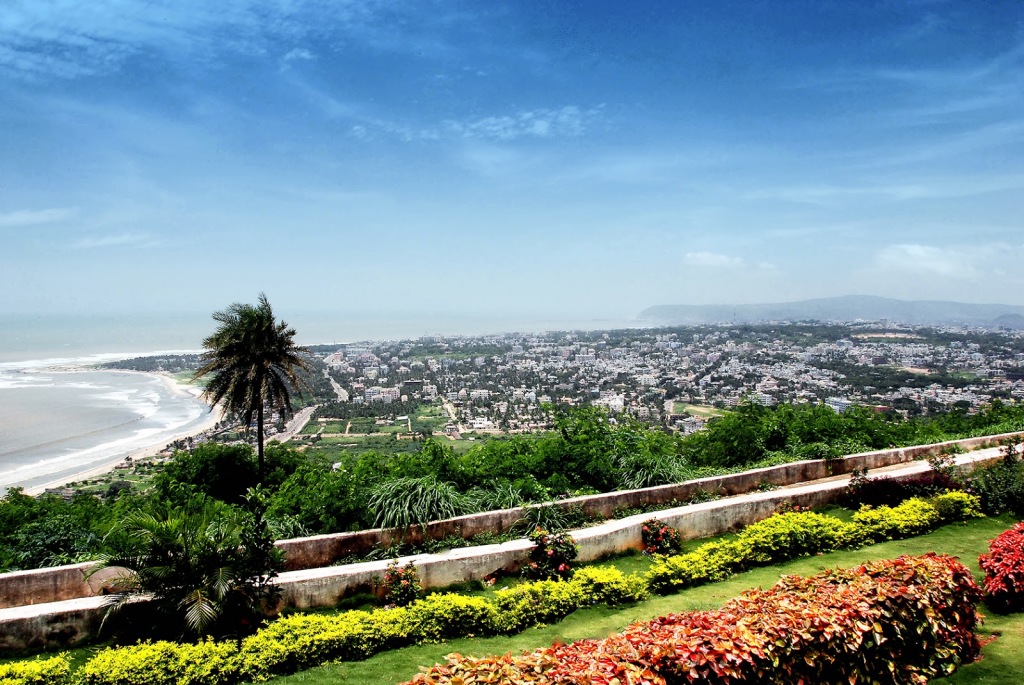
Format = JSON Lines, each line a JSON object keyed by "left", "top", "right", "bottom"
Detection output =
{"left": 275, "top": 431, "right": 1020, "bottom": 570}
{"left": 1, "top": 431, "right": 1018, "bottom": 610}
{"left": 0, "top": 445, "right": 1007, "bottom": 651}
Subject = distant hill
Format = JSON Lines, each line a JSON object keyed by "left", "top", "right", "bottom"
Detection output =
{"left": 638, "top": 295, "right": 1024, "bottom": 329}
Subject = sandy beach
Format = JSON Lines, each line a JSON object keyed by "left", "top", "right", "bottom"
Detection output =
{"left": 20, "top": 372, "right": 224, "bottom": 496}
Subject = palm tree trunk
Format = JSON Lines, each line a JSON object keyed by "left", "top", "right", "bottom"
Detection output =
{"left": 257, "top": 403, "right": 265, "bottom": 484}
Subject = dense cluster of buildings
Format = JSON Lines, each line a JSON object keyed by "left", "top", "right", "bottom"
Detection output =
{"left": 319, "top": 324, "right": 1024, "bottom": 435}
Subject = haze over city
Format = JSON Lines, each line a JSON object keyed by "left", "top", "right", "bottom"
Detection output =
{"left": 2, "top": 0, "right": 1023, "bottom": 322}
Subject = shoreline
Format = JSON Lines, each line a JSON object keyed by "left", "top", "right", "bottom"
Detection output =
{"left": 20, "top": 372, "right": 224, "bottom": 496}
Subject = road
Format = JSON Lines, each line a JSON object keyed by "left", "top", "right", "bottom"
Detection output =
{"left": 276, "top": 405, "right": 317, "bottom": 443}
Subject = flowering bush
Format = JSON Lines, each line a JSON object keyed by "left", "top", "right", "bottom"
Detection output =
{"left": 526, "top": 527, "right": 578, "bottom": 580}
{"left": 640, "top": 518, "right": 680, "bottom": 555}
{"left": 382, "top": 560, "right": 421, "bottom": 607}
{"left": 979, "top": 522, "right": 1024, "bottom": 613}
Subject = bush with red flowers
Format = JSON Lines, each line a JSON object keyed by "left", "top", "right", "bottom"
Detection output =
{"left": 526, "top": 527, "right": 578, "bottom": 580}
{"left": 382, "top": 559, "right": 421, "bottom": 606}
{"left": 640, "top": 518, "right": 681, "bottom": 556}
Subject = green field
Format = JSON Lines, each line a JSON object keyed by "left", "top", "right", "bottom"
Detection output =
{"left": 672, "top": 402, "right": 725, "bottom": 418}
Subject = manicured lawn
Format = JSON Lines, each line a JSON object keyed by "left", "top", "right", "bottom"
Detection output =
{"left": 267, "top": 514, "right": 1022, "bottom": 685}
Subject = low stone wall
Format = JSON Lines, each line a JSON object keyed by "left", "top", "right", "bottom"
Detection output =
{"left": 1, "top": 431, "right": 1018, "bottom": 610}
{"left": 273, "top": 447, "right": 1005, "bottom": 608}
{"left": 0, "top": 597, "right": 108, "bottom": 652}
{"left": 275, "top": 431, "right": 1020, "bottom": 570}
{"left": 0, "top": 564, "right": 125, "bottom": 611}
{"left": 0, "top": 445, "right": 1007, "bottom": 651}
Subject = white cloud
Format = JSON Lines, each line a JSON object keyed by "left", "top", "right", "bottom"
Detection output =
{"left": 72, "top": 232, "right": 158, "bottom": 249}
{"left": 684, "top": 251, "right": 745, "bottom": 268}
{"left": 280, "top": 47, "right": 314, "bottom": 71}
{"left": 0, "top": 0, "right": 367, "bottom": 79}
{"left": 0, "top": 207, "right": 76, "bottom": 227}
{"left": 872, "top": 243, "right": 1006, "bottom": 279}
{"left": 283, "top": 48, "right": 314, "bottom": 63}
{"left": 446, "top": 106, "right": 601, "bottom": 141}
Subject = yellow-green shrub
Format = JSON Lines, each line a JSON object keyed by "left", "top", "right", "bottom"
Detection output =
{"left": 238, "top": 610, "right": 393, "bottom": 682}
{"left": 645, "top": 539, "right": 743, "bottom": 594}
{"left": 571, "top": 566, "right": 649, "bottom": 605}
{"left": 732, "top": 511, "right": 861, "bottom": 563}
{"left": 0, "top": 654, "right": 71, "bottom": 685}
{"left": 491, "top": 579, "right": 586, "bottom": 633}
{"left": 853, "top": 497, "right": 941, "bottom": 542}
{"left": 405, "top": 593, "right": 498, "bottom": 641}
{"left": 932, "top": 491, "right": 983, "bottom": 522}
{"left": 74, "top": 640, "right": 239, "bottom": 685}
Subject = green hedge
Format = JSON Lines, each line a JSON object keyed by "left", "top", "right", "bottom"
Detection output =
{"left": 0, "top": 492, "right": 981, "bottom": 685}
{"left": 646, "top": 495, "right": 968, "bottom": 593}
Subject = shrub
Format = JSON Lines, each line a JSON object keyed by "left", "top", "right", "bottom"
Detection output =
{"left": 963, "top": 460, "right": 1024, "bottom": 516}
{"left": 74, "top": 640, "right": 241, "bottom": 685}
{"left": 846, "top": 468, "right": 960, "bottom": 508}
{"left": 405, "top": 593, "right": 497, "bottom": 641}
{"left": 525, "top": 527, "right": 578, "bottom": 580}
{"left": 979, "top": 522, "right": 1024, "bottom": 613}
{"left": 382, "top": 560, "right": 421, "bottom": 607}
{"left": 0, "top": 654, "right": 71, "bottom": 685}
{"left": 408, "top": 554, "right": 984, "bottom": 685}
{"left": 732, "top": 510, "right": 859, "bottom": 563}
{"left": 932, "top": 490, "right": 983, "bottom": 522}
{"left": 640, "top": 518, "right": 680, "bottom": 555}
{"left": 645, "top": 539, "right": 744, "bottom": 594}
{"left": 491, "top": 579, "right": 587, "bottom": 632}
{"left": 237, "top": 609, "right": 407, "bottom": 681}
{"left": 852, "top": 497, "right": 941, "bottom": 542}
{"left": 571, "top": 566, "right": 649, "bottom": 605}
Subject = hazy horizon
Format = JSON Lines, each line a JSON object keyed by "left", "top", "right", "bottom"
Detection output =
{"left": 3, "top": 1, "right": 1023, "bottom": 317}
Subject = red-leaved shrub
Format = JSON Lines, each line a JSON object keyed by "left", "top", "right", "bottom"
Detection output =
{"left": 979, "top": 521, "right": 1024, "bottom": 613}
{"left": 406, "top": 553, "right": 982, "bottom": 685}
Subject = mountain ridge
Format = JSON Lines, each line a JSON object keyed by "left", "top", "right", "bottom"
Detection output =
{"left": 638, "top": 295, "right": 1024, "bottom": 329}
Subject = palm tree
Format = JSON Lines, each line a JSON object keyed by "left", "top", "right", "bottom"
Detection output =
{"left": 94, "top": 492, "right": 282, "bottom": 637}
{"left": 194, "top": 293, "right": 309, "bottom": 480}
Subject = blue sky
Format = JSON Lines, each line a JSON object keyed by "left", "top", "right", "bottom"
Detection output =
{"left": 1, "top": 0, "right": 1023, "bottom": 321}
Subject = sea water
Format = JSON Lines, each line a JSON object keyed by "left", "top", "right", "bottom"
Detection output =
{"left": 0, "top": 365, "right": 213, "bottom": 493}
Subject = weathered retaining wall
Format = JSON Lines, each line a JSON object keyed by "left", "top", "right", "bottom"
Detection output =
{"left": 0, "top": 431, "right": 1018, "bottom": 611}
{"left": 274, "top": 431, "right": 1020, "bottom": 570}
{"left": 273, "top": 447, "right": 1005, "bottom": 608}
{"left": 0, "top": 445, "right": 1007, "bottom": 651}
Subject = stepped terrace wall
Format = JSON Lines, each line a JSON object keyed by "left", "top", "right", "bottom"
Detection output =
{"left": 0, "top": 432, "right": 1018, "bottom": 611}
{"left": 275, "top": 431, "right": 1020, "bottom": 571}
{"left": 0, "top": 443, "right": 1009, "bottom": 651}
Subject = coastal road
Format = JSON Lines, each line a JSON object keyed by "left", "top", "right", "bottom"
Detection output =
{"left": 276, "top": 406, "right": 317, "bottom": 443}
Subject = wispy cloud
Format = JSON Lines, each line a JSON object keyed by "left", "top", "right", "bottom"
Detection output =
{"left": 0, "top": 0, "right": 371, "bottom": 79}
{"left": 871, "top": 242, "right": 1024, "bottom": 280}
{"left": 683, "top": 252, "right": 745, "bottom": 268}
{"left": 445, "top": 106, "right": 602, "bottom": 141}
{"left": 71, "top": 232, "right": 159, "bottom": 249}
{"left": 279, "top": 47, "right": 314, "bottom": 72}
{"left": 0, "top": 207, "right": 77, "bottom": 227}
{"left": 746, "top": 171, "right": 1024, "bottom": 205}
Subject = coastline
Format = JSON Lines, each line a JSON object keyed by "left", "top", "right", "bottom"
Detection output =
{"left": 19, "top": 372, "right": 224, "bottom": 496}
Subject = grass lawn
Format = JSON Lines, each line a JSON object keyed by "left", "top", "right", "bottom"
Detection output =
{"left": 267, "top": 514, "right": 1023, "bottom": 685}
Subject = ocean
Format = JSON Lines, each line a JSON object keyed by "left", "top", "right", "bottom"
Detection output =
{"left": 0, "top": 312, "right": 640, "bottom": 494}
{"left": 0, "top": 366, "right": 213, "bottom": 493}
